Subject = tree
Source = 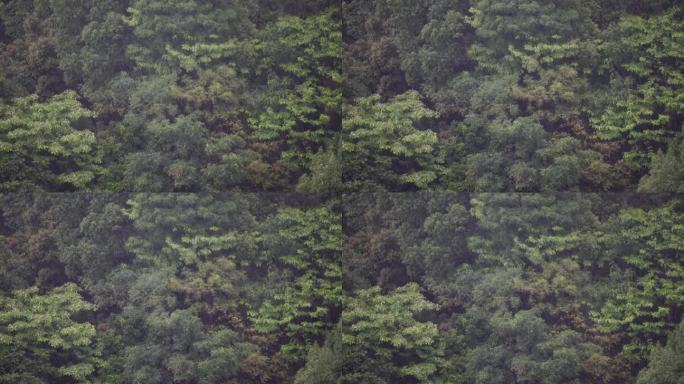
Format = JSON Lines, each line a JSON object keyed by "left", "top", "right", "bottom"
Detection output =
{"left": 122, "top": 193, "right": 257, "bottom": 313}
{"left": 250, "top": 7, "right": 342, "bottom": 173}
{"left": 124, "top": 0, "right": 255, "bottom": 72}
{"left": 250, "top": 206, "right": 343, "bottom": 360}
{"left": 295, "top": 148, "right": 343, "bottom": 194}
{"left": 343, "top": 91, "right": 441, "bottom": 190}
{"left": 0, "top": 0, "right": 66, "bottom": 98}
{"left": 340, "top": 283, "right": 442, "bottom": 383}
{"left": 0, "top": 91, "right": 99, "bottom": 190}
{"left": 78, "top": 0, "right": 133, "bottom": 117}
{"left": 122, "top": 308, "right": 254, "bottom": 384}
{"left": 0, "top": 283, "right": 98, "bottom": 383}
{"left": 637, "top": 319, "right": 684, "bottom": 384}
{"left": 593, "top": 205, "right": 684, "bottom": 360}
{"left": 638, "top": 129, "right": 684, "bottom": 192}
{"left": 294, "top": 326, "right": 398, "bottom": 384}
{"left": 467, "top": 0, "right": 595, "bottom": 73}
{"left": 592, "top": 10, "right": 684, "bottom": 172}
{"left": 466, "top": 310, "right": 594, "bottom": 384}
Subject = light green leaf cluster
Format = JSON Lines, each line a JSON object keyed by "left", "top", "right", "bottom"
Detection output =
{"left": 0, "top": 283, "right": 98, "bottom": 382}
{"left": 250, "top": 207, "right": 342, "bottom": 358}
{"left": 593, "top": 11, "right": 684, "bottom": 169}
{"left": 250, "top": 8, "right": 341, "bottom": 168}
{"left": 593, "top": 206, "right": 684, "bottom": 359}
{"left": 0, "top": 91, "right": 99, "bottom": 190}
{"left": 343, "top": 91, "right": 442, "bottom": 188}
{"left": 341, "top": 283, "right": 442, "bottom": 382}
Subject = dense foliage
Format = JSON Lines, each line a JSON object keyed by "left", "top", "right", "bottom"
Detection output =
{"left": 339, "top": 193, "right": 684, "bottom": 383}
{"left": 0, "top": 0, "right": 340, "bottom": 192}
{"left": 1, "top": 1, "right": 684, "bottom": 383}
{"left": 1, "top": 194, "right": 342, "bottom": 383}
{"left": 343, "top": 0, "right": 684, "bottom": 192}
{"left": 1, "top": 193, "right": 682, "bottom": 383}
{"left": 0, "top": 1, "right": 683, "bottom": 191}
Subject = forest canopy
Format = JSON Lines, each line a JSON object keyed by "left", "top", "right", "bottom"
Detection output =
{"left": 1, "top": 193, "right": 684, "bottom": 383}
{"left": 1, "top": 0, "right": 683, "bottom": 191}
{"left": 1, "top": 0, "right": 684, "bottom": 383}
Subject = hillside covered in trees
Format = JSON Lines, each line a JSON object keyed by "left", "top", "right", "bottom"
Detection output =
{"left": 343, "top": 0, "right": 684, "bottom": 192}
{"left": 1, "top": 0, "right": 341, "bottom": 192}
{"left": 1, "top": 0, "right": 684, "bottom": 383}
{"left": 1, "top": 194, "right": 342, "bottom": 383}
{"left": 341, "top": 193, "right": 684, "bottom": 383}
{"left": 0, "top": 0, "right": 683, "bottom": 192}
{"left": 1, "top": 193, "right": 684, "bottom": 383}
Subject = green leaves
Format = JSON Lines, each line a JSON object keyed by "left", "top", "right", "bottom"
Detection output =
{"left": 3, "top": 1, "right": 684, "bottom": 383}
{"left": 637, "top": 319, "right": 684, "bottom": 384}
{"left": 639, "top": 130, "right": 684, "bottom": 191}
{"left": 467, "top": 309, "right": 593, "bottom": 384}
{"left": 0, "top": 283, "right": 98, "bottom": 383}
{"left": 343, "top": 91, "right": 441, "bottom": 189}
{"left": 342, "top": 193, "right": 684, "bottom": 383}
{"left": 466, "top": 0, "right": 594, "bottom": 73}
{"left": 124, "top": 0, "right": 254, "bottom": 72}
{"left": 593, "top": 206, "right": 684, "bottom": 359}
{"left": 250, "top": 8, "right": 341, "bottom": 169}
{"left": 0, "top": 91, "right": 99, "bottom": 190}
{"left": 342, "top": 283, "right": 439, "bottom": 348}
{"left": 593, "top": 11, "right": 684, "bottom": 170}
{"left": 251, "top": 206, "right": 342, "bottom": 358}
{"left": 341, "top": 283, "right": 442, "bottom": 382}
